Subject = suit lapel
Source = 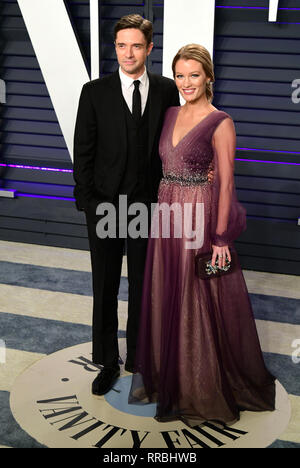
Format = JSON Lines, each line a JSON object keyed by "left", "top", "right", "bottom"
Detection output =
{"left": 107, "top": 71, "right": 162, "bottom": 159}
{"left": 147, "top": 72, "right": 163, "bottom": 157}
{"left": 108, "top": 71, "right": 127, "bottom": 149}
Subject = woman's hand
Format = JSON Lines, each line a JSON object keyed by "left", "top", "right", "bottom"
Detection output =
{"left": 211, "top": 244, "right": 231, "bottom": 269}
{"left": 207, "top": 168, "right": 214, "bottom": 183}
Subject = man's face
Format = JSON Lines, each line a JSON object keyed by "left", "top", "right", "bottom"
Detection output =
{"left": 115, "top": 28, "right": 153, "bottom": 78}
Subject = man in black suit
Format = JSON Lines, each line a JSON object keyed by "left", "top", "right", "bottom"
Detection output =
{"left": 73, "top": 14, "right": 180, "bottom": 395}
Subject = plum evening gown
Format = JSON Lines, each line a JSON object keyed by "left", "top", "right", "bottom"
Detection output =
{"left": 128, "top": 107, "right": 276, "bottom": 427}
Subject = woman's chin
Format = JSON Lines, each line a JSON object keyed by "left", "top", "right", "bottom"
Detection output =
{"left": 180, "top": 94, "right": 198, "bottom": 104}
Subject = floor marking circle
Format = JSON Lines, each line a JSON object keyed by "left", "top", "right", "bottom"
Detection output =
{"left": 10, "top": 341, "right": 291, "bottom": 448}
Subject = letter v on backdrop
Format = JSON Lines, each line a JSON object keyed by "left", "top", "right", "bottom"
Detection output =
{"left": 17, "top": 0, "right": 281, "bottom": 161}
{"left": 17, "top": 0, "right": 93, "bottom": 160}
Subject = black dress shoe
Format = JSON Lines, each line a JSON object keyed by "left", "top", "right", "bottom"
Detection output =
{"left": 92, "top": 367, "right": 120, "bottom": 395}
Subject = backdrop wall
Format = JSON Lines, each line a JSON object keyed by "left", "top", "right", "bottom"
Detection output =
{"left": 0, "top": 0, "right": 299, "bottom": 275}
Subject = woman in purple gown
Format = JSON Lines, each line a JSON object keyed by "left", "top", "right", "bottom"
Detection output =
{"left": 128, "top": 44, "right": 276, "bottom": 427}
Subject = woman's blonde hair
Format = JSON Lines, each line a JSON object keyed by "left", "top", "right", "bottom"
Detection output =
{"left": 172, "top": 44, "right": 215, "bottom": 103}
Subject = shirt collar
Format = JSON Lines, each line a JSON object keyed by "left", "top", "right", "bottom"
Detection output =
{"left": 119, "top": 67, "right": 148, "bottom": 89}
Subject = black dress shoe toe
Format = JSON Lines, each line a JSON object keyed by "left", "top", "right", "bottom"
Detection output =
{"left": 92, "top": 367, "right": 120, "bottom": 395}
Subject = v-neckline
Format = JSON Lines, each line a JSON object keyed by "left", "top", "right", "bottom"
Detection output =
{"left": 171, "top": 108, "right": 218, "bottom": 149}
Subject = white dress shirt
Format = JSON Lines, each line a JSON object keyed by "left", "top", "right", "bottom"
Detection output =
{"left": 119, "top": 67, "right": 149, "bottom": 115}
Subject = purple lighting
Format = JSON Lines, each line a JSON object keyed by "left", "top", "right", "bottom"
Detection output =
{"left": 216, "top": 6, "right": 268, "bottom": 9}
{"left": 236, "top": 158, "right": 300, "bottom": 166}
{"left": 237, "top": 147, "right": 300, "bottom": 155}
{"left": 1, "top": 153, "right": 299, "bottom": 180}
{"left": 0, "top": 163, "right": 73, "bottom": 173}
{"left": 17, "top": 193, "right": 76, "bottom": 201}
{"left": 215, "top": 6, "right": 300, "bottom": 10}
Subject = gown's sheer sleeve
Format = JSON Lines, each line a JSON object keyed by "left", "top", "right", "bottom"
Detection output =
{"left": 210, "top": 116, "right": 247, "bottom": 247}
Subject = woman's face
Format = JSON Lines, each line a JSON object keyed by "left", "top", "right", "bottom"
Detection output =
{"left": 174, "top": 59, "right": 209, "bottom": 104}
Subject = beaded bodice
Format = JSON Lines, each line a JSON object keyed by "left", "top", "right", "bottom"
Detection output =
{"left": 159, "top": 107, "right": 221, "bottom": 186}
{"left": 157, "top": 106, "right": 247, "bottom": 247}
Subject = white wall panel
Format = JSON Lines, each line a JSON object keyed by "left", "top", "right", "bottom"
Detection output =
{"left": 90, "top": 0, "right": 100, "bottom": 80}
{"left": 17, "top": 0, "right": 90, "bottom": 160}
{"left": 163, "top": 0, "right": 216, "bottom": 80}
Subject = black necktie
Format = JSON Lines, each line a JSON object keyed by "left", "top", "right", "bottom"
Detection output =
{"left": 132, "top": 80, "right": 141, "bottom": 123}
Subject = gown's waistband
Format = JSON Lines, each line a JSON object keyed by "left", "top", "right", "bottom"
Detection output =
{"left": 162, "top": 173, "right": 209, "bottom": 186}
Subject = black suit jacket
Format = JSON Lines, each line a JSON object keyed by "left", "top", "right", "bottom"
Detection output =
{"left": 73, "top": 71, "right": 180, "bottom": 212}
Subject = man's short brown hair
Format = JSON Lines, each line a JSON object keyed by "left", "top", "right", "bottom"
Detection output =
{"left": 114, "top": 14, "right": 153, "bottom": 46}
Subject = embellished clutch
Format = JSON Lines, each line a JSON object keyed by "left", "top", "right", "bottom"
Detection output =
{"left": 195, "top": 248, "right": 238, "bottom": 279}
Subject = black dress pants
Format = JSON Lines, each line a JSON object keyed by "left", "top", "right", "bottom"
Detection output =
{"left": 85, "top": 203, "right": 150, "bottom": 368}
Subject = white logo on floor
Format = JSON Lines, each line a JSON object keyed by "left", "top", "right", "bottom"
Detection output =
{"left": 10, "top": 341, "right": 291, "bottom": 449}
{"left": 0, "top": 339, "right": 6, "bottom": 364}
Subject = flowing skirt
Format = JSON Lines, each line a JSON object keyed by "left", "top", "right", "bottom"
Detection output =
{"left": 128, "top": 181, "right": 276, "bottom": 426}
